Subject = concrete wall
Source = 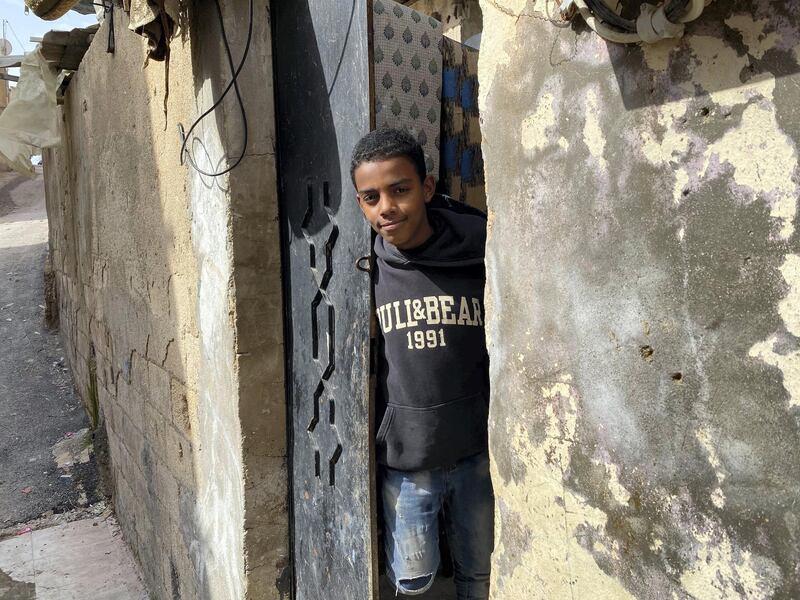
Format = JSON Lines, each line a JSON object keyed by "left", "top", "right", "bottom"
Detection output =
{"left": 0, "top": 40, "right": 9, "bottom": 111}
{"left": 42, "top": 4, "right": 288, "bottom": 599}
{"left": 409, "top": 0, "right": 483, "bottom": 43}
{"left": 0, "top": 47, "right": 10, "bottom": 173}
{"left": 479, "top": 0, "right": 800, "bottom": 598}
{"left": 0, "top": 77, "right": 8, "bottom": 111}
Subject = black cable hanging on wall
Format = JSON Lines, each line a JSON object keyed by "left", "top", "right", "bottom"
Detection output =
{"left": 91, "top": 2, "right": 115, "bottom": 52}
{"left": 178, "top": 0, "right": 254, "bottom": 178}
{"left": 583, "top": 0, "right": 690, "bottom": 33}
{"left": 560, "top": 0, "right": 705, "bottom": 44}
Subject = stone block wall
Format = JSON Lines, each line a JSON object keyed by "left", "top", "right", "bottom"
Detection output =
{"left": 42, "top": 4, "right": 288, "bottom": 599}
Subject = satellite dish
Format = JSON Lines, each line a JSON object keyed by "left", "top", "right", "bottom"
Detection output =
{"left": 0, "top": 39, "right": 11, "bottom": 57}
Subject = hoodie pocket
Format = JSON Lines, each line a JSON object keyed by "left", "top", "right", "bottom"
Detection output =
{"left": 379, "top": 393, "right": 488, "bottom": 471}
{"left": 376, "top": 407, "right": 395, "bottom": 444}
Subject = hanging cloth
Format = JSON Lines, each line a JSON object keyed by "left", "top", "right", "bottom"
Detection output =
{"left": 123, "top": 0, "right": 180, "bottom": 61}
{"left": 0, "top": 47, "right": 60, "bottom": 176}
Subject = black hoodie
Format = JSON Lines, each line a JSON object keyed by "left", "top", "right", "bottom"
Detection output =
{"left": 373, "top": 196, "right": 489, "bottom": 471}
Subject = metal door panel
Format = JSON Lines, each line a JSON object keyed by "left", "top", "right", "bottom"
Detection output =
{"left": 272, "top": 1, "right": 377, "bottom": 599}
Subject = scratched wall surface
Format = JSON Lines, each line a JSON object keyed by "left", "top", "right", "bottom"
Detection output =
{"left": 478, "top": 0, "right": 800, "bottom": 598}
{"left": 42, "top": 4, "right": 288, "bottom": 600}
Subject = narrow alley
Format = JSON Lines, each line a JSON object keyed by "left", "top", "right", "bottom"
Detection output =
{"left": 0, "top": 0, "right": 797, "bottom": 598}
{"left": 0, "top": 171, "right": 147, "bottom": 600}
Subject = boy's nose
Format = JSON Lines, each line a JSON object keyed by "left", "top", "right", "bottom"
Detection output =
{"left": 378, "top": 193, "right": 397, "bottom": 214}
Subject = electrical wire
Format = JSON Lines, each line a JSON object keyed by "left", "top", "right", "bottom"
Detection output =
{"left": 584, "top": 0, "right": 634, "bottom": 32}
{"left": 328, "top": 0, "right": 356, "bottom": 98}
{"left": 107, "top": 3, "right": 115, "bottom": 53}
{"left": 3, "top": 19, "right": 28, "bottom": 53}
{"left": 665, "top": 0, "right": 692, "bottom": 22}
{"left": 90, "top": 2, "right": 117, "bottom": 53}
{"left": 179, "top": 0, "right": 253, "bottom": 178}
{"left": 327, "top": 0, "right": 356, "bottom": 98}
{"left": 582, "top": 0, "right": 695, "bottom": 33}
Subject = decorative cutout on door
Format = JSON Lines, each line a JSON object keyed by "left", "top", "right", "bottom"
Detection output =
{"left": 275, "top": 1, "right": 377, "bottom": 595}
{"left": 301, "top": 181, "right": 343, "bottom": 486}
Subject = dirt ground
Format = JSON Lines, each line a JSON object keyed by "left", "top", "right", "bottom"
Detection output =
{"left": 0, "top": 171, "right": 103, "bottom": 529}
{"left": 0, "top": 171, "right": 146, "bottom": 599}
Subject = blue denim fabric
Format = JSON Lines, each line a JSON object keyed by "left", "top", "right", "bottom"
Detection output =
{"left": 381, "top": 451, "right": 494, "bottom": 599}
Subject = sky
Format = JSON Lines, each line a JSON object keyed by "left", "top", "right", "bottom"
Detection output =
{"left": 2, "top": 0, "right": 97, "bottom": 77}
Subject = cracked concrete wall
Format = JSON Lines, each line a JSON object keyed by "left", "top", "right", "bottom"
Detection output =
{"left": 479, "top": 0, "right": 800, "bottom": 598}
{"left": 42, "top": 4, "right": 287, "bottom": 599}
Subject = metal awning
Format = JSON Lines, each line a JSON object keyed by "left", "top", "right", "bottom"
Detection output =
{"left": 0, "top": 24, "right": 97, "bottom": 72}
{"left": 71, "top": 0, "right": 95, "bottom": 14}
{"left": 0, "top": 55, "right": 23, "bottom": 69}
{"left": 38, "top": 25, "right": 99, "bottom": 71}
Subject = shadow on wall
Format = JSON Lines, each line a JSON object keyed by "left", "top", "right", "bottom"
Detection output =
{"left": 271, "top": 0, "right": 344, "bottom": 240}
{"left": 184, "top": 1, "right": 290, "bottom": 599}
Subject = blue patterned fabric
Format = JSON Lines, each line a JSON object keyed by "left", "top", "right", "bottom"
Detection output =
{"left": 371, "top": 1, "right": 485, "bottom": 211}
{"left": 439, "top": 37, "right": 485, "bottom": 211}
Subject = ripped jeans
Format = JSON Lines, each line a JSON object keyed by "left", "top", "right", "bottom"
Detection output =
{"left": 381, "top": 451, "right": 494, "bottom": 599}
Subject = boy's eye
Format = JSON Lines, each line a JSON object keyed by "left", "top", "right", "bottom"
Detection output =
{"left": 393, "top": 186, "right": 408, "bottom": 194}
{"left": 359, "top": 193, "right": 378, "bottom": 203}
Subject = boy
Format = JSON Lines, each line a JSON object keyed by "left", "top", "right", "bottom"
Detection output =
{"left": 350, "top": 128, "right": 493, "bottom": 599}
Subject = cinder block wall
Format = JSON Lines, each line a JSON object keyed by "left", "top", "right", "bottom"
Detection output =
{"left": 42, "top": 4, "right": 288, "bottom": 599}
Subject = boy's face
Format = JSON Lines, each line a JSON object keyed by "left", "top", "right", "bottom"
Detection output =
{"left": 354, "top": 156, "right": 435, "bottom": 250}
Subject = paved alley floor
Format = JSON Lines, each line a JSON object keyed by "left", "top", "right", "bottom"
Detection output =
{"left": 0, "top": 511, "right": 147, "bottom": 600}
{"left": 0, "top": 171, "right": 147, "bottom": 600}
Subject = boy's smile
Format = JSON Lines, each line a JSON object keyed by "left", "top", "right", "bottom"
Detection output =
{"left": 354, "top": 156, "right": 435, "bottom": 250}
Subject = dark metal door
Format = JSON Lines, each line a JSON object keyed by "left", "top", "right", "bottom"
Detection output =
{"left": 272, "top": 1, "right": 377, "bottom": 599}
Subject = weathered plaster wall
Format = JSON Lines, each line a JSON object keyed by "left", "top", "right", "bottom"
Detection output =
{"left": 0, "top": 77, "right": 8, "bottom": 110}
{"left": 409, "top": 0, "right": 483, "bottom": 43}
{"left": 479, "top": 0, "right": 800, "bottom": 598}
{"left": 42, "top": 4, "right": 287, "bottom": 599}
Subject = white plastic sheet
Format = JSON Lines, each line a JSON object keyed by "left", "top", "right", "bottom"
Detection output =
{"left": 0, "top": 47, "right": 60, "bottom": 176}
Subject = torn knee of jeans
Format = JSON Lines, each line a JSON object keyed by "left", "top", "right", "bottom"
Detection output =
{"left": 397, "top": 573, "right": 435, "bottom": 595}
{"left": 403, "top": 550, "right": 426, "bottom": 562}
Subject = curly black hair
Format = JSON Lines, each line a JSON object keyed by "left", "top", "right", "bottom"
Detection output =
{"left": 350, "top": 128, "right": 427, "bottom": 185}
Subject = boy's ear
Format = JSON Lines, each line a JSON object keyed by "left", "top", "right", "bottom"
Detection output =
{"left": 423, "top": 175, "right": 435, "bottom": 203}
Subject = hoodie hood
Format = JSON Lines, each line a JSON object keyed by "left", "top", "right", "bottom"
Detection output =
{"left": 374, "top": 195, "right": 487, "bottom": 268}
